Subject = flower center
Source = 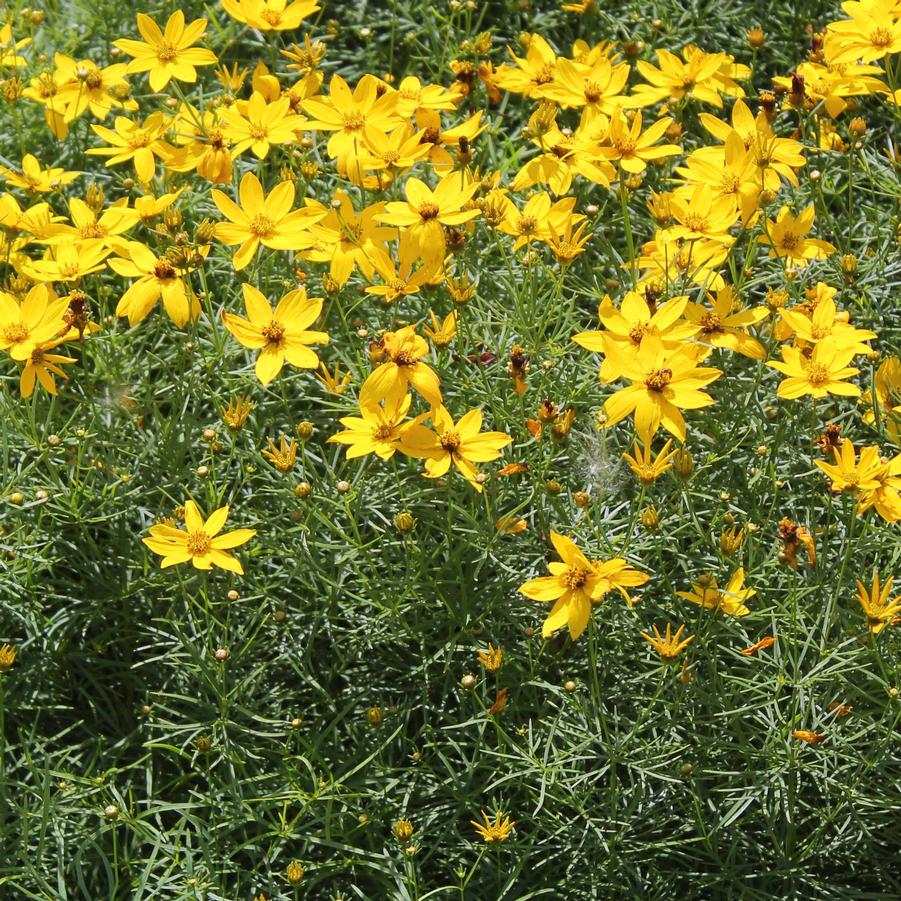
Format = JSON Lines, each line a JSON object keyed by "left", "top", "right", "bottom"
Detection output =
{"left": 780, "top": 231, "right": 799, "bottom": 250}
{"left": 156, "top": 42, "right": 178, "bottom": 63}
{"left": 562, "top": 565, "right": 588, "bottom": 590}
{"left": 261, "top": 8, "right": 283, "bottom": 25}
{"left": 439, "top": 430, "right": 461, "bottom": 452}
{"left": 373, "top": 424, "right": 395, "bottom": 440}
{"left": 584, "top": 83, "right": 602, "bottom": 103}
{"left": 81, "top": 223, "right": 105, "bottom": 239}
{"left": 519, "top": 215, "right": 537, "bottom": 235}
{"left": 805, "top": 362, "right": 829, "bottom": 386}
{"left": 700, "top": 312, "right": 722, "bottom": 333}
{"left": 2, "top": 322, "right": 28, "bottom": 344}
{"left": 186, "top": 530, "right": 211, "bottom": 555}
{"left": 250, "top": 214, "right": 275, "bottom": 238}
{"left": 85, "top": 71, "right": 103, "bottom": 90}
{"left": 393, "top": 350, "right": 417, "bottom": 366}
{"left": 343, "top": 111, "right": 364, "bottom": 132}
{"left": 645, "top": 368, "right": 673, "bottom": 392}
{"left": 721, "top": 173, "right": 740, "bottom": 194}
{"left": 614, "top": 137, "right": 636, "bottom": 155}
{"left": 534, "top": 63, "right": 555, "bottom": 85}
{"left": 418, "top": 203, "right": 440, "bottom": 220}
{"left": 249, "top": 123, "right": 268, "bottom": 140}
{"left": 870, "top": 26, "right": 893, "bottom": 48}
{"left": 154, "top": 261, "right": 176, "bottom": 280}
{"left": 683, "top": 213, "right": 709, "bottom": 233}
{"left": 629, "top": 324, "right": 648, "bottom": 345}
{"left": 262, "top": 319, "right": 285, "bottom": 345}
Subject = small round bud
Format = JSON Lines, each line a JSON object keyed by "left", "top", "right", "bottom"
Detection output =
{"left": 719, "top": 491, "right": 731, "bottom": 502}
{"left": 291, "top": 717, "right": 304, "bottom": 729}
{"left": 195, "top": 735, "right": 212, "bottom": 754}
{"left": 848, "top": 117, "right": 867, "bottom": 137}
{"left": 641, "top": 505, "right": 660, "bottom": 531}
{"left": 286, "top": 860, "right": 305, "bottom": 885}
{"left": 34, "top": 490, "right": 48, "bottom": 501}
{"left": 680, "top": 762, "right": 693, "bottom": 777}
{"left": 889, "top": 687, "right": 899, "bottom": 698}
{"left": 336, "top": 480, "right": 350, "bottom": 494}
{"left": 103, "top": 804, "right": 120, "bottom": 820}
{"left": 227, "top": 589, "right": 239, "bottom": 601}
{"left": 367, "top": 706, "right": 383, "bottom": 726}
{"left": 214, "top": 648, "right": 229, "bottom": 662}
{"left": 202, "top": 428, "right": 216, "bottom": 442}
{"left": 747, "top": 27, "right": 765, "bottom": 48}
{"left": 8, "top": 492, "right": 24, "bottom": 505}
{"left": 47, "top": 434, "right": 61, "bottom": 446}
{"left": 757, "top": 445, "right": 768, "bottom": 456}
{"left": 274, "top": 610, "right": 286, "bottom": 622}
{"left": 393, "top": 818, "right": 414, "bottom": 841}
{"left": 460, "top": 673, "right": 477, "bottom": 690}
{"left": 196, "top": 465, "right": 209, "bottom": 477}
{"left": 295, "top": 481, "right": 312, "bottom": 498}
{"left": 574, "top": 491, "right": 590, "bottom": 508}
{"left": 673, "top": 448, "right": 694, "bottom": 480}
{"left": 395, "top": 511, "right": 416, "bottom": 533}
{"left": 723, "top": 512, "right": 735, "bottom": 525}
{"left": 141, "top": 704, "right": 152, "bottom": 715}
{"left": 296, "top": 420, "right": 314, "bottom": 440}
{"left": 563, "top": 680, "right": 577, "bottom": 693}
{"left": 545, "top": 479, "right": 562, "bottom": 496}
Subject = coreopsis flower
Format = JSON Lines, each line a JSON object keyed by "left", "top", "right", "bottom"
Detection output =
{"left": 211, "top": 171, "right": 324, "bottom": 271}
{"left": 305, "top": 191, "right": 395, "bottom": 287}
{"left": 0, "top": 284, "right": 70, "bottom": 362}
{"left": 23, "top": 240, "right": 111, "bottom": 284}
{"left": 399, "top": 406, "right": 512, "bottom": 491}
{"left": 540, "top": 54, "right": 630, "bottom": 116}
{"left": 20, "top": 340, "right": 77, "bottom": 397}
{"left": 858, "top": 453, "right": 901, "bottom": 522}
{"left": 221, "top": 0, "right": 321, "bottom": 31}
{"left": 778, "top": 518, "right": 816, "bottom": 568}
{"left": 0, "top": 643, "right": 16, "bottom": 673}
{"left": 760, "top": 206, "right": 835, "bottom": 266}
{"left": 632, "top": 45, "right": 748, "bottom": 108}
{"left": 378, "top": 172, "right": 480, "bottom": 265}
{"left": 219, "top": 92, "right": 306, "bottom": 159}
{"left": 262, "top": 435, "right": 297, "bottom": 473}
{"left": 423, "top": 310, "right": 458, "bottom": 346}
{"left": 825, "top": 0, "right": 901, "bottom": 64}
{"left": 677, "top": 569, "right": 755, "bottom": 616}
{"left": 667, "top": 184, "right": 739, "bottom": 245}
{"left": 494, "top": 192, "right": 581, "bottom": 251}
{"left": 685, "top": 286, "right": 767, "bottom": 360}
{"left": 600, "top": 334, "right": 722, "bottom": 442}
{"left": 719, "top": 526, "right": 745, "bottom": 556}
{"left": 163, "top": 107, "right": 233, "bottom": 184}
{"left": 0, "top": 154, "right": 79, "bottom": 193}
{"left": 109, "top": 241, "right": 199, "bottom": 328}
{"left": 46, "top": 196, "right": 140, "bottom": 248}
{"left": 623, "top": 440, "right": 677, "bottom": 484}
{"left": 778, "top": 293, "right": 875, "bottom": 354}
{"left": 316, "top": 362, "right": 352, "bottom": 395}
{"left": 221, "top": 395, "right": 253, "bottom": 431}
{"left": 87, "top": 112, "right": 174, "bottom": 184}
{"left": 573, "top": 292, "right": 698, "bottom": 382}
{"left": 518, "top": 531, "right": 649, "bottom": 639}
{"left": 301, "top": 74, "right": 402, "bottom": 176}
{"left": 143, "top": 500, "right": 255, "bottom": 574}
{"left": 855, "top": 572, "right": 901, "bottom": 633}
{"left": 359, "top": 123, "right": 433, "bottom": 189}
{"left": 328, "top": 392, "right": 425, "bottom": 461}
{"left": 548, "top": 215, "right": 592, "bottom": 263}
{"left": 113, "top": 11, "right": 218, "bottom": 92}
{"left": 698, "top": 99, "right": 806, "bottom": 192}
{"left": 222, "top": 283, "right": 328, "bottom": 384}
{"left": 0, "top": 23, "right": 31, "bottom": 69}
{"left": 641, "top": 624, "right": 695, "bottom": 662}
{"left": 470, "top": 810, "right": 515, "bottom": 844}
{"left": 478, "top": 643, "right": 504, "bottom": 672}
{"left": 815, "top": 440, "right": 883, "bottom": 494}
{"left": 601, "top": 112, "right": 682, "bottom": 173}
{"left": 493, "top": 33, "right": 560, "bottom": 98}
{"left": 54, "top": 57, "right": 137, "bottom": 124}
{"left": 766, "top": 338, "right": 861, "bottom": 400}
{"left": 360, "top": 325, "right": 442, "bottom": 407}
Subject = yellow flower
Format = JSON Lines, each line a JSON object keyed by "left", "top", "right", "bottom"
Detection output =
{"left": 760, "top": 206, "right": 835, "bottom": 266}
{"left": 815, "top": 440, "right": 883, "bottom": 494}
{"left": 114, "top": 11, "right": 217, "bottom": 93}
{"left": 684, "top": 285, "right": 767, "bottom": 360}
{"left": 262, "top": 435, "right": 298, "bottom": 473}
{"left": 423, "top": 309, "right": 458, "bottom": 347}
{"left": 478, "top": 643, "right": 504, "bottom": 672}
{"left": 623, "top": 440, "right": 677, "bottom": 484}
{"left": 601, "top": 112, "right": 682, "bottom": 174}
{"left": 778, "top": 292, "right": 875, "bottom": 354}
{"left": 87, "top": 112, "right": 173, "bottom": 184}
{"left": 825, "top": 0, "right": 901, "bottom": 64}
{"left": 0, "top": 643, "right": 16, "bottom": 673}
{"left": 677, "top": 569, "right": 754, "bottom": 616}
{"left": 220, "top": 91, "right": 306, "bottom": 159}
{"left": 766, "top": 338, "right": 861, "bottom": 400}
{"left": 222, "top": 395, "right": 253, "bottom": 431}
{"left": 221, "top": 0, "right": 321, "bottom": 32}
{"left": 601, "top": 334, "right": 722, "bottom": 443}
{"left": 0, "top": 284, "right": 70, "bottom": 362}
{"left": 109, "top": 241, "right": 199, "bottom": 328}
{"left": 378, "top": 172, "right": 480, "bottom": 265}
{"left": 400, "top": 406, "right": 512, "bottom": 491}
{"left": 144, "top": 500, "right": 255, "bottom": 574}
{"left": 0, "top": 154, "right": 79, "bottom": 193}
{"left": 518, "top": 531, "right": 649, "bottom": 639}
{"left": 222, "top": 283, "right": 328, "bottom": 384}
{"left": 855, "top": 571, "right": 901, "bottom": 633}
{"left": 539, "top": 54, "right": 629, "bottom": 115}
{"left": 328, "top": 392, "right": 425, "bottom": 461}
{"left": 360, "top": 325, "right": 442, "bottom": 408}
{"left": 20, "top": 340, "right": 77, "bottom": 398}
{"left": 858, "top": 452, "right": 901, "bottom": 522}
{"left": 46, "top": 196, "right": 140, "bottom": 248}
{"left": 633, "top": 45, "right": 748, "bottom": 108}
{"left": 54, "top": 57, "right": 137, "bottom": 124}
{"left": 212, "top": 172, "right": 324, "bottom": 271}
{"left": 23, "top": 240, "right": 111, "bottom": 284}
{"left": 641, "top": 624, "right": 695, "bottom": 662}
{"left": 792, "top": 729, "right": 826, "bottom": 744}
{"left": 316, "top": 361, "right": 352, "bottom": 395}
{"left": 667, "top": 184, "right": 739, "bottom": 245}
{"left": 470, "top": 810, "right": 515, "bottom": 844}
